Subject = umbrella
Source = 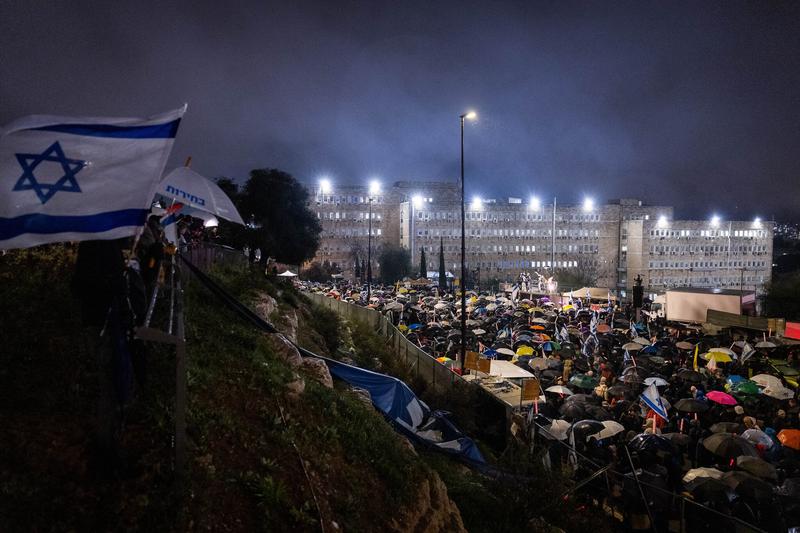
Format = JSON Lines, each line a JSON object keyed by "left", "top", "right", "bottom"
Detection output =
{"left": 627, "top": 433, "right": 673, "bottom": 454}
{"left": 583, "top": 405, "right": 613, "bottom": 421}
{"left": 545, "top": 385, "right": 574, "bottom": 396}
{"left": 643, "top": 377, "right": 668, "bottom": 387}
{"left": 588, "top": 420, "right": 625, "bottom": 440}
{"left": 559, "top": 402, "right": 587, "bottom": 421}
{"left": 683, "top": 467, "right": 724, "bottom": 484}
{"left": 541, "top": 419, "right": 571, "bottom": 440}
{"left": 763, "top": 386, "right": 794, "bottom": 400}
{"left": 778, "top": 429, "right": 800, "bottom": 450}
{"left": 710, "top": 422, "right": 743, "bottom": 434}
{"left": 731, "top": 380, "right": 760, "bottom": 396}
{"left": 675, "top": 341, "right": 694, "bottom": 350}
{"left": 570, "top": 420, "right": 606, "bottom": 442}
{"left": 708, "top": 347, "right": 736, "bottom": 356}
{"left": 755, "top": 341, "right": 777, "bottom": 349}
{"left": 674, "top": 398, "right": 709, "bottom": 413}
{"left": 741, "top": 428, "right": 774, "bottom": 449}
{"left": 620, "top": 373, "right": 643, "bottom": 385}
{"left": 702, "top": 433, "right": 759, "bottom": 458}
{"left": 597, "top": 323, "right": 611, "bottom": 334}
{"left": 632, "top": 336, "right": 651, "bottom": 346}
{"left": 701, "top": 352, "right": 732, "bottom": 363}
{"left": 472, "top": 328, "right": 487, "bottom": 335}
{"left": 685, "top": 477, "right": 730, "bottom": 503}
{"left": 722, "top": 471, "right": 775, "bottom": 501}
{"left": 569, "top": 374, "right": 599, "bottom": 390}
{"left": 564, "top": 394, "right": 596, "bottom": 404}
{"left": 677, "top": 369, "right": 703, "bottom": 383}
{"left": 706, "top": 391, "right": 737, "bottom": 406}
{"left": 606, "top": 385, "right": 629, "bottom": 398}
{"left": 750, "top": 374, "right": 783, "bottom": 389}
{"left": 516, "top": 345, "right": 535, "bottom": 356}
{"left": 662, "top": 432, "right": 692, "bottom": 446}
{"left": 736, "top": 456, "right": 778, "bottom": 481}
{"left": 496, "top": 348, "right": 515, "bottom": 357}
{"left": 529, "top": 357, "right": 549, "bottom": 371}
{"left": 622, "top": 342, "right": 643, "bottom": 351}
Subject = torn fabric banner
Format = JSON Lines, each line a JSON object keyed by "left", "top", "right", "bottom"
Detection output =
{"left": 0, "top": 106, "right": 186, "bottom": 249}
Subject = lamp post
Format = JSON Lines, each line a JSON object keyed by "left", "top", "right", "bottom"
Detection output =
{"left": 367, "top": 180, "right": 381, "bottom": 302}
{"left": 459, "top": 110, "right": 477, "bottom": 372}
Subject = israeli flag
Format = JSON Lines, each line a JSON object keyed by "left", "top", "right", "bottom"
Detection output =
{"left": 590, "top": 312, "right": 598, "bottom": 336}
{"left": 0, "top": 106, "right": 185, "bottom": 250}
{"left": 641, "top": 383, "right": 668, "bottom": 421}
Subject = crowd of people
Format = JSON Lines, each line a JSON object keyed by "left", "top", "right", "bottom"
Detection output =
{"left": 306, "top": 278, "right": 800, "bottom": 531}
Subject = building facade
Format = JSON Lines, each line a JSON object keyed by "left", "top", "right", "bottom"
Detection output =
{"left": 308, "top": 181, "right": 772, "bottom": 294}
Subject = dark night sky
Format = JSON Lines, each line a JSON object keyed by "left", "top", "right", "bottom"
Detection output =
{"left": 2, "top": 1, "right": 799, "bottom": 220}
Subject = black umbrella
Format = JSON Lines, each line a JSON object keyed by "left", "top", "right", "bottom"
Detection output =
{"left": 685, "top": 477, "right": 730, "bottom": 503}
{"left": 564, "top": 393, "right": 597, "bottom": 404}
{"left": 736, "top": 456, "right": 778, "bottom": 481}
{"left": 559, "top": 402, "right": 586, "bottom": 421}
{"left": 570, "top": 419, "right": 606, "bottom": 442}
{"left": 702, "top": 433, "right": 759, "bottom": 459}
{"left": 710, "top": 422, "right": 743, "bottom": 434}
{"left": 674, "top": 398, "right": 710, "bottom": 413}
{"left": 677, "top": 369, "right": 703, "bottom": 383}
{"left": 584, "top": 405, "right": 613, "bottom": 421}
{"left": 620, "top": 373, "right": 644, "bottom": 385}
{"left": 606, "top": 385, "right": 629, "bottom": 398}
{"left": 722, "top": 471, "right": 775, "bottom": 501}
{"left": 627, "top": 433, "right": 673, "bottom": 454}
{"left": 662, "top": 432, "right": 692, "bottom": 447}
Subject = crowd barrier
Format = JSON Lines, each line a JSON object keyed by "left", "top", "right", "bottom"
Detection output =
{"left": 307, "top": 293, "right": 466, "bottom": 391}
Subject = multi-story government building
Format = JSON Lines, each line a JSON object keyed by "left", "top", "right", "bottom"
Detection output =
{"left": 308, "top": 180, "right": 772, "bottom": 295}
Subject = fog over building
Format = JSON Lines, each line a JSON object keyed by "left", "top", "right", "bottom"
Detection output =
{"left": 308, "top": 181, "right": 772, "bottom": 295}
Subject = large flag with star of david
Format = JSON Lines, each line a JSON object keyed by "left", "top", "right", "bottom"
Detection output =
{"left": 0, "top": 106, "right": 186, "bottom": 249}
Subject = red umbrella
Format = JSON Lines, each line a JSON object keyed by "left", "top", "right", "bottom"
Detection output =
{"left": 706, "top": 390, "right": 737, "bottom": 406}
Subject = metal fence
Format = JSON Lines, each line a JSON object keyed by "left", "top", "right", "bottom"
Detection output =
{"left": 307, "top": 293, "right": 466, "bottom": 391}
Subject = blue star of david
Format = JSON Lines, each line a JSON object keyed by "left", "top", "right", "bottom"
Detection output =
{"left": 12, "top": 141, "right": 85, "bottom": 204}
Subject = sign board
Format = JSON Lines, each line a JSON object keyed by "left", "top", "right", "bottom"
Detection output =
{"left": 521, "top": 378, "right": 541, "bottom": 401}
{"left": 707, "top": 309, "right": 785, "bottom": 333}
{"left": 477, "top": 358, "right": 491, "bottom": 374}
{"left": 465, "top": 351, "right": 480, "bottom": 371}
{"left": 786, "top": 322, "right": 800, "bottom": 341}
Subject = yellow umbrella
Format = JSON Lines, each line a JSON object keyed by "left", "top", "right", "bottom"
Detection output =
{"left": 398, "top": 287, "right": 408, "bottom": 294}
{"left": 701, "top": 352, "right": 732, "bottom": 363}
{"left": 516, "top": 345, "right": 535, "bottom": 356}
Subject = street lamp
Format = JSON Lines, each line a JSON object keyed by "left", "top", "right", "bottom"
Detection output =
{"left": 583, "top": 197, "right": 595, "bottom": 212}
{"left": 367, "top": 180, "right": 381, "bottom": 302}
{"left": 529, "top": 196, "right": 541, "bottom": 210}
{"left": 710, "top": 215, "right": 721, "bottom": 228}
{"left": 460, "top": 110, "right": 477, "bottom": 373}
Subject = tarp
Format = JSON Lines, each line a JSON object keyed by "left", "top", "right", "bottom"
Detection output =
{"left": 158, "top": 166, "right": 245, "bottom": 225}
{"left": 488, "top": 360, "right": 536, "bottom": 379}
{"left": 323, "top": 357, "right": 485, "bottom": 464}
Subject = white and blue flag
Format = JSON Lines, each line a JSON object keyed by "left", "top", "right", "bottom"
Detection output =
{"left": 641, "top": 383, "right": 668, "bottom": 421}
{"left": 0, "top": 106, "right": 185, "bottom": 249}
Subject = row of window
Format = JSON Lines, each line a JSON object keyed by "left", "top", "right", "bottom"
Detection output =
{"left": 317, "top": 195, "right": 384, "bottom": 204}
{"left": 323, "top": 229, "right": 382, "bottom": 237}
{"left": 650, "top": 276, "right": 764, "bottom": 287}
{"left": 649, "top": 229, "right": 768, "bottom": 239}
{"left": 318, "top": 211, "right": 381, "bottom": 220}
{"left": 648, "top": 260, "right": 767, "bottom": 269}
{"left": 649, "top": 244, "right": 768, "bottom": 254}
{"left": 415, "top": 228, "right": 600, "bottom": 239}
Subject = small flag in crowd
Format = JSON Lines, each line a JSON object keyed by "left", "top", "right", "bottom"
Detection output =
{"left": 0, "top": 106, "right": 186, "bottom": 249}
{"left": 641, "top": 383, "right": 669, "bottom": 421}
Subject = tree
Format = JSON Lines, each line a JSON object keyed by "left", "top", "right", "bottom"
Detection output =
{"left": 301, "top": 261, "right": 330, "bottom": 283}
{"left": 764, "top": 273, "right": 800, "bottom": 320}
{"left": 438, "top": 238, "right": 447, "bottom": 291}
{"left": 354, "top": 259, "right": 361, "bottom": 280}
{"left": 237, "top": 168, "right": 321, "bottom": 266}
{"left": 213, "top": 177, "right": 248, "bottom": 248}
{"left": 377, "top": 245, "right": 411, "bottom": 285}
{"left": 553, "top": 266, "right": 597, "bottom": 293}
{"left": 419, "top": 247, "right": 427, "bottom": 278}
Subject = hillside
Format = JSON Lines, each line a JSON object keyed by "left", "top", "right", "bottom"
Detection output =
{"left": 0, "top": 246, "right": 463, "bottom": 532}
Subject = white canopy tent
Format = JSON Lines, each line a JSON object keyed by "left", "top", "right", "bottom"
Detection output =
{"left": 277, "top": 270, "right": 298, "bottom": 278}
